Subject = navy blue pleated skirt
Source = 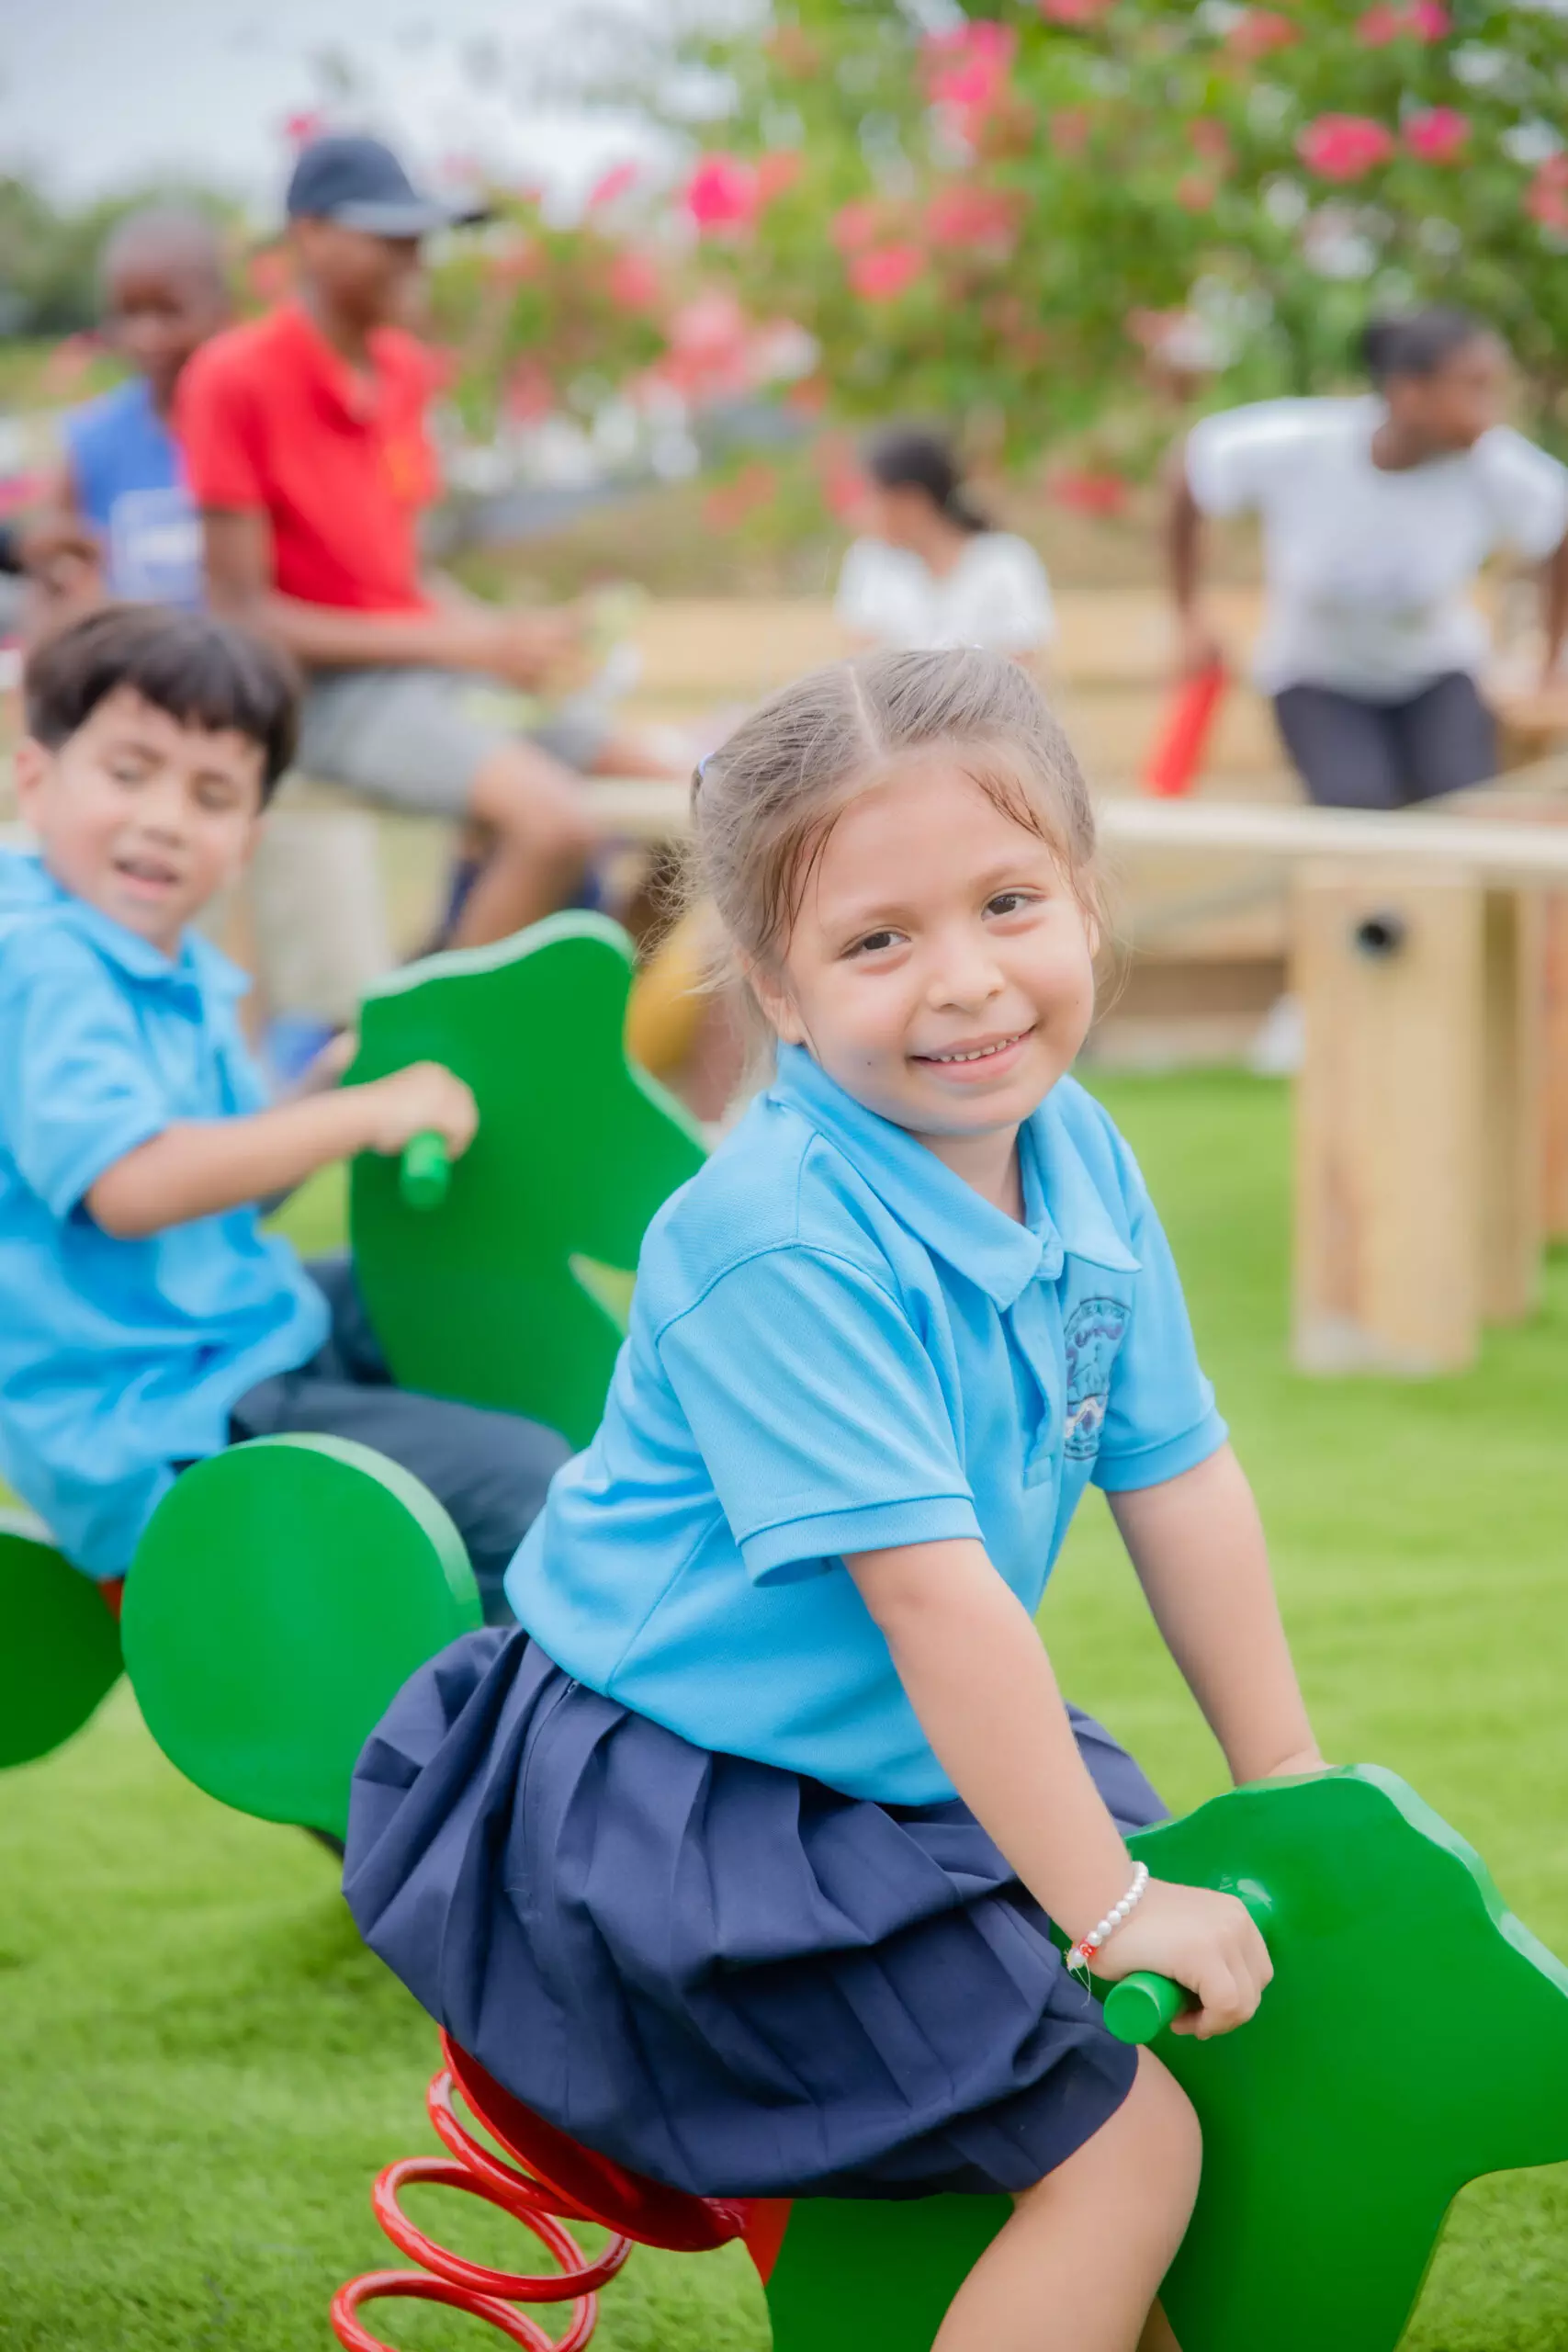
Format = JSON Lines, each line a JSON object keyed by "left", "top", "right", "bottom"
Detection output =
{"left": 344, "top": 1629, "right": 1166, "bottom": 2201}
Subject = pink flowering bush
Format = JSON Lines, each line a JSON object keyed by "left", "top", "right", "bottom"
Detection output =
{"left": 1357, "top": 0, "right": 1450, "bottom": 41}
{"left": 425, "top": 187, "right": 675, "bottom": 441}
{"left": 1227, "top": 11, "right": 1300, "bottom": 59}
{"left": 924, "top": 184, "right": 1021, "bottom": 254}
{"left": 920, "top": 21, "right": 1015, "bottom": 114}
{"left": 587, "top": 162, "right": 640, "bottom": 211}
{"left": 606, "top": 249, "right": 663, "bottom": 312}
{"left": 670, "top": 0, "right": 1568, "bottom": 459}
{"left": 847, "top": 244, "right": 926, "bottom": 302}
{"left": 1526, "top": 156, "right": 1568, "bottom": 235}
{"left": 684, "top": 154, "right": 760, "bottom": 233}
{"left": 1297, "top": 114, "right": 1397, "bottom": 181}
{"left": 830, "top": 200, "right": 884, "bottom": 254}
{"left": 1404, "top": 108, "right": 1469, "bottom": 164}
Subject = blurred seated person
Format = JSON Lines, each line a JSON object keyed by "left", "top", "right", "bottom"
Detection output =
{"left": 39, "top": 207, "right": 231, "bottom": 623}
{"left": 834, "top": 426, "right": 1055, "bottom": 663}
{"left": 175, "top": 133, "right": 651, "bottom": 950}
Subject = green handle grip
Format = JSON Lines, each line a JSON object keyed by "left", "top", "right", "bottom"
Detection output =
{"left": 400, "top": 1130, "right": 451, "bottom": 1211}
{"left": 1103, "top": 1972, "right": 1191, "bottom": 2046}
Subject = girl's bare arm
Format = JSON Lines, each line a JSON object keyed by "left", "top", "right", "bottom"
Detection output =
{"left": 1108, "top": 1442, "right": 1321, "bottom": 1785}
{"left": 846, "top": 1536, "right": 1271, "bottom": 2033}
{"left": 849, "top": 1536, "right": 1133, "bottom": 1937}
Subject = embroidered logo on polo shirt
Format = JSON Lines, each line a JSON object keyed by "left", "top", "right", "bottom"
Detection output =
{"left": 1063, "top": 1295, "right": 1129, "bottom": 1460}
{"left": 383, "top": 438, "right": 424, "bottom": 502}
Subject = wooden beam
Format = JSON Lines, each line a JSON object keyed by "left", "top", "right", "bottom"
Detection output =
{"left": 581, "top": 780, "right": 1568, "bottom": 881}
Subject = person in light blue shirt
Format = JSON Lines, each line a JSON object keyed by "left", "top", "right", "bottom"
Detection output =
{"left": 49, "top": 208, "right": 228, "bottom": 612}
{"left": 0, "top": 604, "right": 567, "bottom": 1600}
{"left": 347, "top": 648, "right": 1324, "bottom": 2341}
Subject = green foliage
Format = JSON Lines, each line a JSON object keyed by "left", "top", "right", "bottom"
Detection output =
{"left": 0, "top": 177, "right": 236, "bottom": 339}
{"left": 687, "top": 0, "right": 1568, "bottom": 461}
{"left": 425, "top": 193, "right": 671, "bottom": 441}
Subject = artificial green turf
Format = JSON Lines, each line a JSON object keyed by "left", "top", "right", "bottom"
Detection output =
{"left": 3, "top": 1070, "right": 1566, "bottom": 2350}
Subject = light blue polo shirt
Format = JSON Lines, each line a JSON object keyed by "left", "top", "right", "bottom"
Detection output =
{"left": 0, "top": 854, "right": 328, "bottom": 1578}
{"left": 505, "top": 1042, "right": 1226, "bottom": 1805}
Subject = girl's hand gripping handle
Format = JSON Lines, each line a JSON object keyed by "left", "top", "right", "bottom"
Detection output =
{"left": 1104, "top": 1971, "right": 1190, "bottom": 2045}
{"left": 1092, "top": 1878, "right": 1272, "bottom": 2042}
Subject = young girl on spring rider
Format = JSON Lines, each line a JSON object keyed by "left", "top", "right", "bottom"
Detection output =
{"left": 345, "top": 647, "right": 1324, "bottom": 2352}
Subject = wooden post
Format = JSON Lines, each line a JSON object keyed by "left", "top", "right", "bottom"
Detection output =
{"left": 1542, "top": 893, "right": 1568, "bottom": 1239}
{"left": 1447, "top": 777, "right": 1568, "bottom": 1244}
{"left": 1479, "top": 885, "right": 1544, "bottom": 1323}
{"left": 1293, "top": 863, "right": 1486, "bottom": 1375}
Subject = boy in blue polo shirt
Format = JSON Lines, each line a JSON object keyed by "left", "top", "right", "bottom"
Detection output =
{"left": 0, "top": 604, "right": 567, "bottom": 1608}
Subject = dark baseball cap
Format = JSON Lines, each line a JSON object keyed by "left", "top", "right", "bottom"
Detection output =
{"left": 285, "top": 133, "right": 490, "bottom": 237}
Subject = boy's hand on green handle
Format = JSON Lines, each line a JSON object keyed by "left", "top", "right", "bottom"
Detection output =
{"left": 354, "top": 1062, "right": 477, "bottom": 1160}
{"left": 400, "top": 1130, "right": 451, "bottom": 1211}
{"left": 1091, "top": 1878, "right": 1271, "bottom": 2041}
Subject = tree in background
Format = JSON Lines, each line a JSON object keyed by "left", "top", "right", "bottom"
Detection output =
{"left": 0, "top": 178, "right": 233, "bottom": 340}
{"left": 677, "top": 0, "right": 1568, "bottom": 469}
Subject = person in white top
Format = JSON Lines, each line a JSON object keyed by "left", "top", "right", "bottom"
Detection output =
{"left": 835, "top": 426, "right": 1055, "bottom": 661}
{"left": 1168, "top": 310, "right": 1568, "bottom": 808}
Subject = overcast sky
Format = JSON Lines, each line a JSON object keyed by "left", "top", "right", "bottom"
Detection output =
{"left": 0, "top": 0, "right": 730, "bottom": 212}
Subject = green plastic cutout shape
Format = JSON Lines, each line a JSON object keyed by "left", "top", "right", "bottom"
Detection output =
{"left": 1127, "top": 1767, "right": 1568, "bottom": 2352}
{"left": 763, "top": 1768, "right": 1568, "bottom": 2352}
{"left": 0, "top": 1513, "right": 121, "bottom": 1768}
{"left": 122, "top": 1414, "right": 1568, "bottom": 2344}
{"left": 348, "top": 914, "right": 705, "bottom": 1449}
{"left": 761, "top": 2194, "right": 1010, "bottom": 2352}
{"left": 122, "top": 1436, "right": 481, "bottom": 1840}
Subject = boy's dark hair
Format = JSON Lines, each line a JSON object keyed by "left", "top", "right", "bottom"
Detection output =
{"left": 24, "top": 605, "right": 299, "bottom": 802}
{"left": 1359, "top": 307, "right": 1488, "bottom": 386}
{"left": 863, "top": 424, "right": 990, "bottom": 535}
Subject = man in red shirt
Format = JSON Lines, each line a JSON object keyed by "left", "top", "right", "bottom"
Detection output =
{"left": 176, "top": 135, "right": 597, "bottom": 947}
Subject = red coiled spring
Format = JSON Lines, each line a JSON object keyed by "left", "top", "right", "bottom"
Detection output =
{"left": 331, "top": 2060, "right": 634, "bottom": 2350}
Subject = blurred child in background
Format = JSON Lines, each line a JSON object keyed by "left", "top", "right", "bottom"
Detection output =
{"left": 43, "top": 208, "right": 230, "bottom": 617}
{"left": 1168, "top": 309, "right": 1568, "bottom": 810}
{"left": 837, "top": 425, "right": 1055, "bottom": 666}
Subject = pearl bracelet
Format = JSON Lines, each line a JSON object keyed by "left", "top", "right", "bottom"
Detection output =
{"left": 1066, "top": 1861, "right": 1150, "bottom": 1981}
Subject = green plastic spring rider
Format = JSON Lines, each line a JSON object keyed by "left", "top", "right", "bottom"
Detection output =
{"left": 17, "top": 912, "right": 700, "bottom": 1787}
{"left": 103, "top": 914, "right": 1568, "bottom": 2344}
{"left": 126, "top": 1432, "right": 1568, "bottom": 2352}
{"left": 128, "top": 915, "right": 705, "bottom": 1838}
{"left": 0, "top": 1510, "right": 121, "bottom": 1770}
{"left": 347, "top": 911, "right": 705, "bottom": 1447}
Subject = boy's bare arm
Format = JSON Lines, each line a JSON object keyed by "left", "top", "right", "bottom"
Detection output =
{"left": 1165, "top": 446, "right": 1224, "bottom": 678}
{"left": 1108, "top": 1443, "right": 1321, "bottom": 1786}
{"left": 85, "top": 1061, "right": 474, "bottom": 1240}
{"left": 199, "top": 508, "right": 580, "bottom": 688}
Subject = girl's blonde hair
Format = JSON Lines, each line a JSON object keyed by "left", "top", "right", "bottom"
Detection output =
{"left": 688, "top": 646, "right": 1101, "bottom": 1019}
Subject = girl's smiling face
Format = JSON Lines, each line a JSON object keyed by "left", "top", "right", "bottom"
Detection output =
{"left": 754, "top": 755, "right": 1098, "bottom": 1204}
